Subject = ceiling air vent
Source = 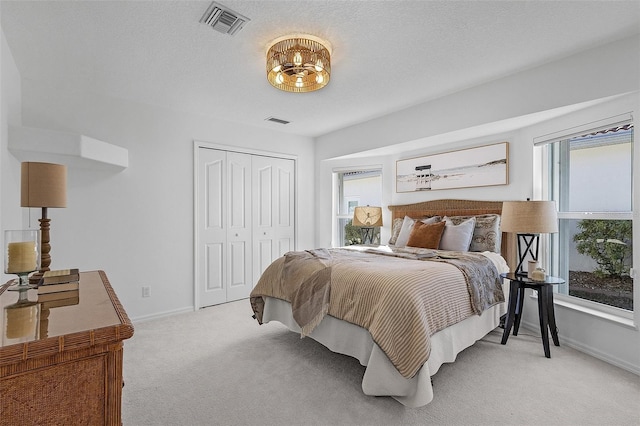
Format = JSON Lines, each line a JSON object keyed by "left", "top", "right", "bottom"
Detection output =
{"left": 265, "top": 117, "right": 290, "bottom": 125}
{"left": 200, "top": 2, "right": 250, "bottom": 36}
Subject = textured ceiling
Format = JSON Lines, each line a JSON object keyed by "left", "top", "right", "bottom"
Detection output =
{"left": 2, "top": 1, "right": 639, "bottom": 138}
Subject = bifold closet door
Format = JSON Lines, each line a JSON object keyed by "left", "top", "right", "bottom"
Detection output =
{"left": 251, "top": 155, "right": 295, "bottom": 285}
{"left": 197, "top": 148, "right": 252, "bottom": 307}
{"left": 225, "top": 151, "right": 252, "bottom": 302}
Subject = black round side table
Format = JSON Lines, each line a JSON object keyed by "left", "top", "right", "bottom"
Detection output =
{"left": 500, "top": 272, "right": 565, "bottom": 358}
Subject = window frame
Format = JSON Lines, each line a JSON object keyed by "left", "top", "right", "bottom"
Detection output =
{"left": 534, "top": 119, "right": 634, "bottom": 321}
{"left": 332, "top": 166, "right": 383, "bottom": 247}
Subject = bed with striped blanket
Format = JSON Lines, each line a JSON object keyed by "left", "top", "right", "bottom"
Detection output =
{"left": 249, "top": 200, "right": 513, "bottom": 407}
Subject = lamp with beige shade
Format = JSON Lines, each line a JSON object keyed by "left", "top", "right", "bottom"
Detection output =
{"left": 20, "top": 162, "right": 67, "bottom": 283}
{"left": 501, "top": 200, "right": 558, "bottom": 276}
{"left": 352, "top": 206, "right": 383, "bottom": 245}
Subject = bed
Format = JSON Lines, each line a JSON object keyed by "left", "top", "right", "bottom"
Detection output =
{"left": 250, "top": 199, "right": 514, "bottom": 407}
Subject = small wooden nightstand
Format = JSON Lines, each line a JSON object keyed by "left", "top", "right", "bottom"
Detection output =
{"left": 500, "top": 272, "right": 565, "bottom": 358}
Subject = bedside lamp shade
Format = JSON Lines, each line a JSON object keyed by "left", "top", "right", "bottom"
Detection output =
{"left": 501, "top": 201, "right": 558, "bottom": 234}
{"left": 352, "top": 206, "right": 383, "bottom": 228}
{"left": 501, "top": 200, "right": 558, "bottom": 275}
{"left": 21, "top": 162, "right": 67, "bottom": 208}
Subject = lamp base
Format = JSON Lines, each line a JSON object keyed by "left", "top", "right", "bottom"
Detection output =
{"left": 515, "top": 233, "right": 540, "bottom": 275}
{"left": 360, "top": 227, "right": 376, "bottom": 245}
{"left": 30, "top": 208, "right": 52, "bottom": 284}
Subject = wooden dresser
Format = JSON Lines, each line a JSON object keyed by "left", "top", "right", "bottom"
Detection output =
{"left": 0, "top": 271, "right": 134, "bottom": 425}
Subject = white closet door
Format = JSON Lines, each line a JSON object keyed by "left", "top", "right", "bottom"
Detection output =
{"left": 226, "top": 151, "right": 253, "bottom": 302}
{"left": 197, "top": 147, "right": 294, "bottom": 308}
{"left": 252, "top": 155, "right": 295, "bottom": 285}
{"left": 197, "top": 148, "right": 227, "bottom": 307}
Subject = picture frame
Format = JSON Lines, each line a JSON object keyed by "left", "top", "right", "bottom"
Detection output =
{"left": 396, "top": 142, "right": 509, "bottom": 192}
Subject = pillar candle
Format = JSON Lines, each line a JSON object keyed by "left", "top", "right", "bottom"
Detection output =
{"left": 5, "top": 304, "right": 39, "bottom": 339}
{"left": 7, "top": 241, "right": 37, "bottom": 273}
{"left": 527, "top": 260, "right": 539, "bottom": 279}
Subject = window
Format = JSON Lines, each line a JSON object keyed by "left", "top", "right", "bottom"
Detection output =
{"left": 334, "top": 169, "right": 382, "bottom": 246}
{"left": 541, "top": 122, "right": 633, "bottom": 312}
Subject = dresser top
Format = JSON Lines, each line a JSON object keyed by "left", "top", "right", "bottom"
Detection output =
{"left": 1, "top": 270, "right": 133, "bottom": 363}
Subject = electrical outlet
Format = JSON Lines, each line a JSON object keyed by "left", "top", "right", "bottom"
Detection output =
{"left": 142, "top": 286, "right": 151, "bottom": 298}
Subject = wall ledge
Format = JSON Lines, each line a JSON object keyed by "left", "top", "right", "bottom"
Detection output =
{"left": 553, "top": 297, "right": 636, "bottom": 329}
{"left": 9, "top": 125, "right": 129, "bottom": 170}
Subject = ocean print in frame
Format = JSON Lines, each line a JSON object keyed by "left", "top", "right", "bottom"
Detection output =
{"left": 396, "top": 142, "right": 509, "bottom": 192}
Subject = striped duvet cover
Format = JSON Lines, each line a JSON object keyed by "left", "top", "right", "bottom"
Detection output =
{"left": 250, "top": 247, "right": 504, "bottom": 379}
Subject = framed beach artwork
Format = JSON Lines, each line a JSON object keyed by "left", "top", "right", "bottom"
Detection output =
{"left": 396, "top": 142, "right": 509, "bottom": 192}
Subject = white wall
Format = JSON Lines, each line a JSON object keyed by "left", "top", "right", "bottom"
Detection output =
{"left": 0, "top": 27, "right": 23, "bottom": 237}
{"left": 317, "top": 36, "right": 640, "bottom": 249}
{"left": 317, "top": 35, "right": 640, "bottom": 160}
{"left": 315, "top": 35, "right": 640, "bottom": 374}
{"left": 3, "top": 77, "right": 315, "bottom": 321}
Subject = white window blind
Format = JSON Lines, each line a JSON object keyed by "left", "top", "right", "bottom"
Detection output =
{"left": 533, "top": 113, "right": 633, "bottom": 146}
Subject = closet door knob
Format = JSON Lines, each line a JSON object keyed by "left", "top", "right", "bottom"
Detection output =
{"left": 235, "top": 233, "right": 239, "bottom": 237}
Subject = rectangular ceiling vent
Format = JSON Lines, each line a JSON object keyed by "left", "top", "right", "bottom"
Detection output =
{"left": 265, "top": 117, "right": 290, "bottom": 125}
{"left": 200, "top": 2, "right": 250, "bottom": 36}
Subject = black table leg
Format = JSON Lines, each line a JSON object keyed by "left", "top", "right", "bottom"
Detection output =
{"left": 513, "top": 282, "right": 526, "bottom": 336}
{"left": 501, "top": 280, "right": 520, "bottom": 345}
{"left": 537, "top": 288, "right": 551, "bottom": 358}
{"left": 545, "top": 285, "right": 560, "bottom": 347}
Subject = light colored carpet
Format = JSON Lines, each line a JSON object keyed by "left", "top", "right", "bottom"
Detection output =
{"left": 122, "top": 299, "right": 640, "bottom": 426}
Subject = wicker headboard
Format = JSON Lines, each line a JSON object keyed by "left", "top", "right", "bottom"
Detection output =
{"left": 388, "top": 199, "right": 515, "bottom": 270}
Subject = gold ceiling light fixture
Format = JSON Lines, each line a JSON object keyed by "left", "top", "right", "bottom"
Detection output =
{"left": 266, "top": 34, "right": 331, "bottom": 93}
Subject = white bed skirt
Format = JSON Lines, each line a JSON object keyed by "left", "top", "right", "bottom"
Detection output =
{"left": 262, "top": 296, "right": 506, "bottom": 407}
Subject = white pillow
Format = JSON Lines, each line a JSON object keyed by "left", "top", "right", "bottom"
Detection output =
{"left": 439, "top": 216, "right": 476, "bottom": 251}
{"left": 420, "top": 216, "right": 441, "bottom": 225}
{"left": 394, "top": 215, "right": 440, "bottom": 248}
{"left": 393, "top": 216, "right": 416, "bottom": 248}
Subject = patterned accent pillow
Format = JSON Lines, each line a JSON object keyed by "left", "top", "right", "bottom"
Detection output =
{"left": 447, "top": 214, "right": 501, "bottom": 253}
{"left": 420, "top": 215, "right": 441, "bottom": 225}
{"left": 388, "top": 217, "right": 404, "bottom": 245}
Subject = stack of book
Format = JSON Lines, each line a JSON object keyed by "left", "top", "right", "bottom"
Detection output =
{"left": 37, "top": 270, "right": 80, "bottom": 338}
{"left": 37, "top": 268, "right": 80, "bottom": 295}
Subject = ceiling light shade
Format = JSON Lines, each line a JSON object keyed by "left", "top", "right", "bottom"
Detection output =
{"left": 266, "top": 35, "right": 331, "bottom": 93}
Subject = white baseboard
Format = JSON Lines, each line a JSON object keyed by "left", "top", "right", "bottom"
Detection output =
{"left": 519, "top": 320, "right": 640, "bottom": 376}
{"left": 131, "top": 306, "right": 195, "bottom": 323}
